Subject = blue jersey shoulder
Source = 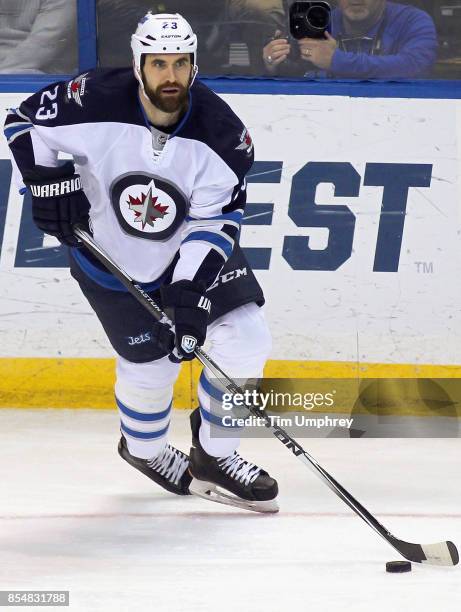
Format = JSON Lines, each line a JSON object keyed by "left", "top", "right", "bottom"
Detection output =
{"left": 19, "top": 68, "right": 144, "bottom": 128}
{"left": 178, "top": 80, "right": 254, "bottom": 181}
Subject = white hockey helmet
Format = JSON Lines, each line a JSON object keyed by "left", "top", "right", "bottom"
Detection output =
{"left": 131, "top": 13, "right": 198, "bottom": 84}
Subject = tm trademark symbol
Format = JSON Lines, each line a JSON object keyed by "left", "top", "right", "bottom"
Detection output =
{"left": 415, "top": 261, "right": 434, "bottom": 274}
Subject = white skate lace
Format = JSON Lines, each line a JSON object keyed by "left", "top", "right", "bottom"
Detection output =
{"left": 147, "top": 445, "right": 189, "bottom": 485}
{"left": 217, "top": 452, "right": 262, "bottom": 486}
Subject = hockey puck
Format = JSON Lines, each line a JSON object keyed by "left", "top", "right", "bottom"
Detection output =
{"left": 386, "top": 561, "right": 412, "bottom": 573}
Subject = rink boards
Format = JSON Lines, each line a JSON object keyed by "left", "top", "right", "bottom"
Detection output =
{"left": 0, "top": 91, "right": 460, "bottom": 407}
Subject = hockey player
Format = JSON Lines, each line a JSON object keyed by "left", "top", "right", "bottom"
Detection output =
{"left": 4, "top": 13, "right": 278, "bottom": 513}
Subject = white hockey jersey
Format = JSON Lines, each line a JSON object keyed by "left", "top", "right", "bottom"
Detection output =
{"left": 5, "top": 68, "right": 254, "bottom": 285}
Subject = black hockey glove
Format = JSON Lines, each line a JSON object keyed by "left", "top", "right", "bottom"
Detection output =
{"left": 23, "top": 161, "right": 91, "bottom": 247}
{"left": 153, "top": 280, "right": 211, "bottom": 362}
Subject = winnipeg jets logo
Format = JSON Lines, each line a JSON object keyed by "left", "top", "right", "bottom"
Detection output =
{"left": 235, "top": 127, "right": 253, "bottom": 155}
{"left": 127, "top": 180, "right": 169, "bottom": 229}
{"left": 110, "top": 172, "right": 188, "bottom": 241}
{"left": 119, "top": 179, "right": 175, "bottom": 235}
{"left": 66, "top": 73, "right": 89, "bottom": 107}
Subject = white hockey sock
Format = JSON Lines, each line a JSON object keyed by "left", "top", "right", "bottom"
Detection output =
{"left": 115, "top": 379, "right": 172, "bottom": 460}
{"left": 197, "top": 370, "right": 242, "bottom": 457}
{"left": 198, "top": 416, "right": 240, "bottom": 458}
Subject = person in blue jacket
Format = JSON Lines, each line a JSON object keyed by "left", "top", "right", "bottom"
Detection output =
{"left": 263, "top": 0, "right": 438, "bottom": 79}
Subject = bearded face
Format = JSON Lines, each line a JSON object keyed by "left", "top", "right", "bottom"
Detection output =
{"left": 142, "top": 76, "right": 189, "bottom": 113}
{"left": 141, "top": 54, "right": 193, "bottom": 114}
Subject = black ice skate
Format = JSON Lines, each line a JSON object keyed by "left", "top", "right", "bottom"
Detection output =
{"left": 188, "top": 408, "right": 279, "bottom": 513}
{"left": 118, "top": 436, "right": 192, "bottom": 496}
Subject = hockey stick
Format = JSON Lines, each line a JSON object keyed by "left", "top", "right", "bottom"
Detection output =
{"left": 73, "top": 225, "right": 459, "bottom": 567}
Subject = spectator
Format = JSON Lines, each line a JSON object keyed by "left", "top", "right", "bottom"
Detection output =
{"left": 228, "top": 0, "right": 286, "bottom": 71}
{"left": 263, "top": 0, "right": 438, "bottom": 79}
{"left": 229, "top": 0, "right": 286, "bottom": 31}
{"left": 0, "top": 0, "right": 77, "bottom": 74}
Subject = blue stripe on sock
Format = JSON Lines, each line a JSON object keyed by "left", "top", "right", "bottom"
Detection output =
{"left": 199, "top": 371, "right": 224, "bottom": 402}
{"left": 199, "top": 404, "right": 243, "bottom": 429}
{"left": 120, "top": 422, "right": 169, "bottom": 440}
{"left": 200, "top": 373, "right": 245, "bottom": 416}
{"left": 116, "top": 398, "right": 172, "bottom": 422}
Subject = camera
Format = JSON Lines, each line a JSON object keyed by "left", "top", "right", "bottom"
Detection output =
{"left": 289, "top": 1, "right": 331, "bottom": 39}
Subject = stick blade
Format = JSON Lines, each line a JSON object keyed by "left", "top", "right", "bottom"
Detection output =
{"left": 392, "top": 537, "right": 459, "bottom": 566}
{"left": 421, "top": 541, "right": 459, "bottom": 566}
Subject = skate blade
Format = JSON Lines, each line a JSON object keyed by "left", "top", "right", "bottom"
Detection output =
{"left": 189, "top": 478, "right": 279, "bottom": 514}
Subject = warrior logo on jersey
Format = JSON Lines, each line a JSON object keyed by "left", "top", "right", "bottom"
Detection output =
{"left": 235, "top": 127, "right": 253, "bottom": 156}
{"left": 66, "top": 73, "right": 89, "bottom": 107}
{"left": 110, "top": 172, "right": 188, "bottom": 241}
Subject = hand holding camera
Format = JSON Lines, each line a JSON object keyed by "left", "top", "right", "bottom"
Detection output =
{"left": 298, "top": 31, "right": 337, "bottom": 69}
{"left": 263, "top": 1, "right": 333, "bottom": 72}
{"left": 263, "top": 30, "right": 291, "bottom": 71}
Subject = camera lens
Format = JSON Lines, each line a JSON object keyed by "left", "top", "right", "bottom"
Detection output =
{"left": 306, "top": 5, "right": 330, "bottom": 30}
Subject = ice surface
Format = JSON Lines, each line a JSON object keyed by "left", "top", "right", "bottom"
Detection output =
{"left": 0, "top": 409, "right": 459, "bottom": 612}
